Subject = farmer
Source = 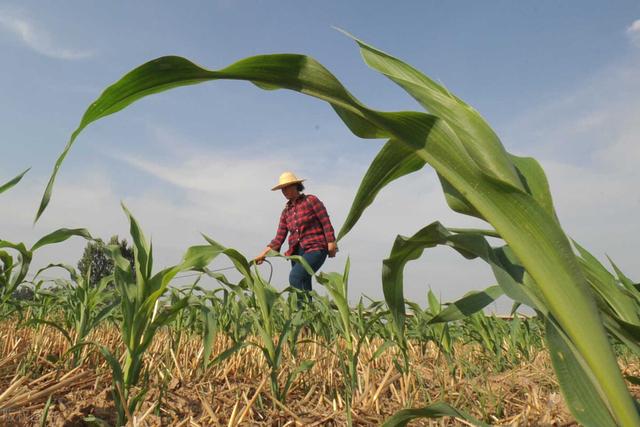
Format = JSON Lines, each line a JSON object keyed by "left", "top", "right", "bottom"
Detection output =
{"left": 255, "top": 171, "right": 337, "bottom": 292}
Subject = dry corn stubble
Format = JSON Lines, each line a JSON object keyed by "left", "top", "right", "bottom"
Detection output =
{"left": 0, "top": 321, "right": 598, "bottom": 426}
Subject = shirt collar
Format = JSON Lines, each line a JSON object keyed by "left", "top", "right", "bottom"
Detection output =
{"left": 286, "top": 193, "right": 305, "bottom": 207}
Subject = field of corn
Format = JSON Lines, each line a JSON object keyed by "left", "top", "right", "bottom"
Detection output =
{"left": 2, "top": 34, "right": 640, "bottom": 426}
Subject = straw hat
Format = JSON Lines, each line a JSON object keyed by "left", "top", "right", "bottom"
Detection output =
{"left": 271, "top": 171, "right": 305, "bottom": 191}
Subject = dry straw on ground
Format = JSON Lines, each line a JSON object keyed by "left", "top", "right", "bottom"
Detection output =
{"left": 0, "top": 321, "right": 610, "bottom": 426}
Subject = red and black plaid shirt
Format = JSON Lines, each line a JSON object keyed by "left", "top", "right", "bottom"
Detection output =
{"left": 269, "top": 194, "right": 336, "bottom": 256}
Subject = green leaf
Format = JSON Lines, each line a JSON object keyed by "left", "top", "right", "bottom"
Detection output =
{"left": 121, "top": 203, "right": 152, "bottom": 282}
{"left": 508, "top": 154, "right": 557, "bottom": 220}
{"left": 179, "top": 244, "right": 224, "bottom": 271}
{"left": 200, "top": 306, "right": 217, "bottom": 370}
{"left": 0, "top": 168, "right": 29, "bottom": 195}
{"left": 607, "top": 257, "right": 639, "bottom": 296}
{"left": 429, "top": 285, "right": 504, "bottom": 323}
{"left": 31, "top": 228, "right": 92, "bottom": 252}
{"left": 545, "top": 317, "right": 618, "bottom": 427}
{"left": 201, "top": 234, "right": 253, "bottom": 282}
{"left": 574, "top": 240, "right": 640, "bottom": 325}
{"left": 210, "top": 341, "right": 247, "bottom": 366}
{"left": 29, "top": 318, "right": 73, "bottom": 345}
{"left": 343, "top": 29, "right": 524, "bottom": 194}
{"left": 338, "top": 138, "right": 427, "bottom": 240}
{"left": 347, "top": 36, "right": 635, "bottom": 422}
{"left": 381, "top": 401, "right": 489, "bottom": 427}
{"left": 39, "top": 394, "right": 53, "bottom": 427}
{"left": 382, "top": 223, "right": 542, "bottom": 341}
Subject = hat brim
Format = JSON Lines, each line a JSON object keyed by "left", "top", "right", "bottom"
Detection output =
{"left": 271, "top": 179, "right": 305, "bottom": 191}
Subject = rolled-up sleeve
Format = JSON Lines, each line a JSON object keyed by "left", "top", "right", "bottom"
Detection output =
{"left": 308, "top": 196, "right": 335, "bottom": 243}
{"left": 268, "top": 209, "right": 288, "bottom": 251}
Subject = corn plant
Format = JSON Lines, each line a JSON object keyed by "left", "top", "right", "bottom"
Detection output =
{"left": 1, "top": 228, "right": 93, "bottom": 320}
{"left": 426, "top": 290, "right": 454, "bottom": 359}
{"left": 34, "top": 33, "right": 640, "bottom": 425}
{"left": 315, "top": 259, "right": 395, "bottom": 426}
{"left": 506, "top": 314, "right": 542, "bottom": 363}
{"left": 198, "top": 238, "right": 315, "bottom": 403}
{"left": 29, "top": 264, "right": 117, "bottom": 366}
{"left": 81, "top": 204, "right": 229, "bottom": 426}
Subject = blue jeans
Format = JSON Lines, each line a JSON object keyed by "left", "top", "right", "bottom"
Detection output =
{"left": 289, "top": 247, "right": 328, "bottom": 292}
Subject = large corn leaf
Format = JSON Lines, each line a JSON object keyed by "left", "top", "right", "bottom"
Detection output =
{"left": 346, "top": 37, "right": 637, "bottom": 424}
{"left": 36, "top": 38, "right": 639, "bottom": 424}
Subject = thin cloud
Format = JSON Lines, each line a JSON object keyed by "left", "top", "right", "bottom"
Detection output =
{"left": 100, "top": 136, "right": 490, "bottom": 304}
{"left": 0, "top": 9, "right": 93, "bottom": 60}
{"left": 627, "top": 19, "right": 640, "bottom": 45}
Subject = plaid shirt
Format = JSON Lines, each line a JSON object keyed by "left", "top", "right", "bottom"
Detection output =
{"left": 269, "top": 194, "right": 336, "bottom": 256}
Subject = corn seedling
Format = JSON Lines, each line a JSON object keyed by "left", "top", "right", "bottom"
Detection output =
{"left": 29, "top": 264, "right": 117, "bottom": 366}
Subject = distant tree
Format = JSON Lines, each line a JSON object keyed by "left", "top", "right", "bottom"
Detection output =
{"left": 77, "top": 235, "right": 135, "bottom": 286}
{"left": 12, "top": 285, "right": 34, "bottom": 301}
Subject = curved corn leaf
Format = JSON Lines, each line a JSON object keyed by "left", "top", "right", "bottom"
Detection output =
{"left": 208, "top": 342, "right": 247, "bottom": 368}
{"left": 337, "top": 138, "right": 427, "bottom": 240}
{"left": 382, "top": 222, "right": 468, "bottom": 339}
{"left": 0, "top": 168, "right": 29, "bottom": 195}
{"left": 33, "top": 263, "right": 78, "bottom": 281}
{"left": 178, "top": 244, "right": 224, "bottom": 271}
{"left": 30, "top": 228, "right": 92, "bottom": 252}
{"left": 343, "top": 29, "right": 523, "bottom": 195}
{"left": 381, "top": 401, "right": 489, "bottom": 427}
{"left": 37, "top": 36, "right": 638, "bottom": 424}
{"left": 201, "top": 234, "right": 252, "bottom": 282}
{"left": 383, "top": 222, "right": 544, "bottom": 339}
{"left": 29, "top": 318, "right": 73, "bottom": 345}
{"left": 429, "top": 285, "right": 503, "bottom": 324}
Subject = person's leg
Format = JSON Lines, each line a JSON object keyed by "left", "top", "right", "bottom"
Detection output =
{"left": 299, "top": 250, "right": 328, "bottom": 291}
{"left": 289, "top": 247, "right": 308, "bottom": 292}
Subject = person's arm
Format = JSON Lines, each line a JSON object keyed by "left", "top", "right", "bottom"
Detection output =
{"left": 256, "top": 209, "right": 288, "bottom": 264}
{"left": 308, "top": 195, "right": 338, "bottom": 257}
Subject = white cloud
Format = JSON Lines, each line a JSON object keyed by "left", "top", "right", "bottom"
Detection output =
{"left": 0, "top": 9, "right": 92, "bottom": 60}
{"left": 2, "top": 130, "right": 492, "bottom": 308}
{"left": 627, "top": 19, "right": 640, "bottom": 45}
{"left": 99, "top": 131, "right": 492, "bottom": 304}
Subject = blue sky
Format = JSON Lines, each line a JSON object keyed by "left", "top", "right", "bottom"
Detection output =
{"left": 1, "top": 1, "right": 639, "bottom": 309}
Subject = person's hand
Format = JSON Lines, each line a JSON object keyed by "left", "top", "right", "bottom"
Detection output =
{"left": 328, "top": 241, "right": 338, "bottom": 258}
{"left": 255, "top": 246, "right": 271, "bottom": 265}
